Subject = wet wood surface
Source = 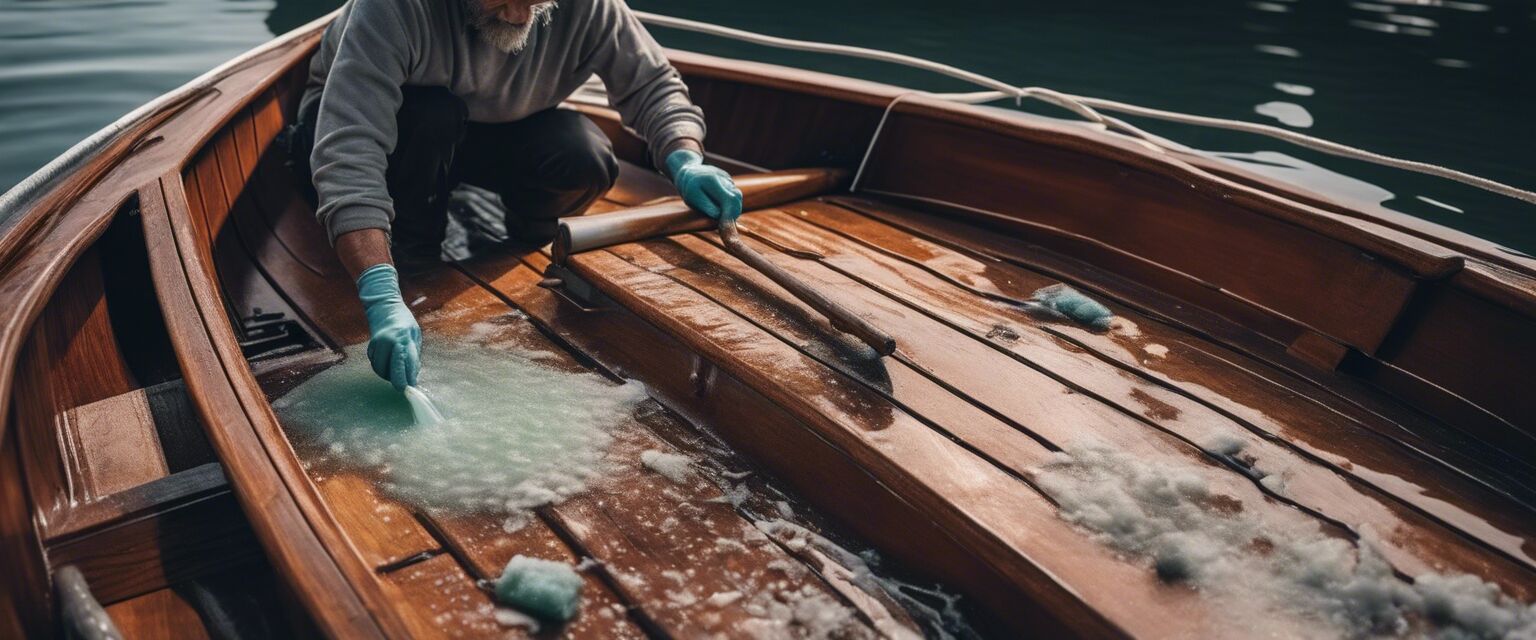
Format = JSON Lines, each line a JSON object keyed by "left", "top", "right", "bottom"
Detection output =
{"left": 824, "top": 195, "right": 1536, "bottom": 506}
{"left": 543, "top": 245, "right": 1226, "bottom": 636}
{"left": 103, "top": 586, "right": 213, "bottom": 640}
{"left": 8, "top": 26, "right": 1535, "bottom": 636}
{"left": 728, "top": 200, "right": 1536, "bottom": 592}
{"left": 240, "top": 171, "right": 899, "bottom": 636}
{"left": 815, "top": 196, "right": 1536, "bottom": 528}
{"left": 464, "top": 251, "right": 1062, "bottom": 637}
{"left": 231, "top": 150, "right": 1536, "bottom": 635}
{"left": 508, "top": 193, "right": 1536, "bottom": 633}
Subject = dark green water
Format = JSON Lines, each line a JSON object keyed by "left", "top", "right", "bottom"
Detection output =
{"left": 2, "top": 0, "right": 1532, "bottom": 252}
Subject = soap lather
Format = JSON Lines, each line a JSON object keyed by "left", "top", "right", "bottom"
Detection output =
{"left": 403, "top": 385, "right": 445, "bottom": 426}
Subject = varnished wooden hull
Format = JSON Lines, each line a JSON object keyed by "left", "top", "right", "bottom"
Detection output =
{"left": 2, "top": 14, "right": 1533, "bottom": 639}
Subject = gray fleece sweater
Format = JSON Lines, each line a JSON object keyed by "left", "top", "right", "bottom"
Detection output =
{"left": 302, "top": 0, "right": 706, "bottom": 243}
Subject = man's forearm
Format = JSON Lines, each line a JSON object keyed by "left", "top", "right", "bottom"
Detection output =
{"left": 336, "top": 228, "right": 393, "bottom": 281}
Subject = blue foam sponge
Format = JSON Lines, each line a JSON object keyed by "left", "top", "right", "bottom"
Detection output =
{"left": 1031, "top": 284, "right": 1114, "bottom": 330}
{"left": 494, "top": 555, "right": 583, "bottom": 621}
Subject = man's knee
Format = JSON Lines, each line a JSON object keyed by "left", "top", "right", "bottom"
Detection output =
{"left": 542, "top": 143, "right": 618, "bottom": 195}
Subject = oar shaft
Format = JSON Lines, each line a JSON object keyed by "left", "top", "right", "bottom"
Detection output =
{"left": 719, "top": 219, "right": 896, "bottom": 356}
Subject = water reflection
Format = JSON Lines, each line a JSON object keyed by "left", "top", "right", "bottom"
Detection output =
{"left": 1272, "top": 82, "right": 1314, "bottom": 96}
{"left": 1253, "top": 101, "right": 1315, "bottom": 128}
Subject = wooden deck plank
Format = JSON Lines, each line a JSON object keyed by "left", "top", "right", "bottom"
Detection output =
{"left": 257, "top": 263, "right": 647, "bottom": 637}
{"left": 827, "top": 195, "right": 1536, "bottom": 504}
{"left": 623, "top": 394, "right": 927, "bottom": 639}
{"left": 420, "top": 511, "right": 647, "bottom": 640}
{"left": 734, "top": 204, "right": 1536, "bottom": 597}
{"left": 397, "top": 266, "right": 648, "bottom": 638}
{"left": 471, "top": 249, "right": 1214, "bottom": 638}
{"left": 797, "top": 198, "right": 1536, "bottom": 563}
{"left": 406, "top": 265, "right": 885, "bottom": 638}
{"left": 378, "top": 554, "right": 513, "bottom": 639}
{"left": 604, "top": 236, "right": 1054, "bottom": 480}
{"left": 310, "top": 473, "right": 440, "bottom": 571}
{"left": 464, "top": 253, "right": 1040, "bottom": 636}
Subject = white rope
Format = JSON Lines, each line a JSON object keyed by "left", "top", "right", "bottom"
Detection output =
{"left": 635, "top": 11, "right": 1536, "bottom": 207}
{"left": 634, "top": 11, "right": 1022, "bottom": 98}
{"left": 850, "top": 92, "right": 919, "bottom": 193}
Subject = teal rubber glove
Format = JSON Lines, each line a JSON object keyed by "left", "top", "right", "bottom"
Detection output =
{"left": 667, "top": 149, "right": 743, "bottom": 221}
{"left": 356, "top": 264, "right": 421, "bottom": 392}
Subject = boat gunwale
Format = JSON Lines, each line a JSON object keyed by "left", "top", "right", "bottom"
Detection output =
{"left": 0, "top": 12, "right": 407, "bottom": 639}
{"left": 661, "top": 49, "right": 1536, "bottom": 288}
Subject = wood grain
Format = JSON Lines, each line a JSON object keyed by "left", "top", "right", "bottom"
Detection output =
{"left": 59, "top": 388, "right": 171, "bottom": 499}
{"left": 139, "top": 176, "right": 394, "bottom": 637}
{"left": 465, "top": 251, "right": 1171, "bottom": 637}
{"left": 737, "top": 203, "right": 1536, "bottom": 593}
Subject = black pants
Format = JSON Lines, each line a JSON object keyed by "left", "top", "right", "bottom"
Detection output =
{"left": 293, "top": 86, "right": 618, "bottom": 259}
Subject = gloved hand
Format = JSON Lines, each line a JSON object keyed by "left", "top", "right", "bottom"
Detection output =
{"left": 667, "top": 149, "right": 743, "bottom": 221}
{"left": 356, "top": 264, "right": 421, "bottom": 392}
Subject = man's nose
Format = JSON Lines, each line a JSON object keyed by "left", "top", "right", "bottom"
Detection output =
{"left": 498, "top": 3, "right": 532, "bottom": 24}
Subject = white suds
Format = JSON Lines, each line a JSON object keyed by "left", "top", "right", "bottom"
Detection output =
{"left": 640, "top": 449, "right": 694, "bottom": 484}
{"left": 1202, "top": 432, "right": 1247, "bottom": 457}
{"left": 1035, "top": 444, "right": 1536, "bottom": 638}
{"left": 492, "top": 608, "right": 540, "bottom": 632}
{"left": 1143, "top": 343, "right": 1169, "bottom": 359}
{"left": 274, "top": 341, "right": 646, "bottom": 522}
{"left": 707, "top": 590, "right": 745, "bottom": 607}
{"left": 738, "top": 585, "right": 862, "bottom": 639}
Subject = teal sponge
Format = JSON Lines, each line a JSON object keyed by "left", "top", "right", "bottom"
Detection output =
{"left": 494, "top": 555, "right": 583, "bottom": 621}
{"left": 1031, "top": 284, "right": 1114, "bottom": 330}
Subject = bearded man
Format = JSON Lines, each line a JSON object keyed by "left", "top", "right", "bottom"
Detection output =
{"left": 289, "top": 0, "right": 741, "bottom": 391}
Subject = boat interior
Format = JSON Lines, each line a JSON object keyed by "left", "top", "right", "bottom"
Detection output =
{"left": 2, "top": 17, "right": 1534, "bottom": 639}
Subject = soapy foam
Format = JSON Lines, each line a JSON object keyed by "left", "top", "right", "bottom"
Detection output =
{"left": 1035, "top": 444, "right": 1536, "bottom": 638}
{"left": 274, "top": 340, "right": 647, "bottom": 522}
{"left": 640, "top": 449, "right": 695, "bottom": 485}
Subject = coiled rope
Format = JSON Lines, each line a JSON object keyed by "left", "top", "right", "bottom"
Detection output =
{"left": 635, "top": 11, "right": 1536, "bottom": 206}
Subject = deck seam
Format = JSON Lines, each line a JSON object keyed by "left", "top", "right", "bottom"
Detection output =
{"left": 602, "top": 240, "right": 1058, "bottom": 485}
{"left": 828, "top": 196, "right": 1536, "bottom": 498}
{"left": 792, "top": 201, "right": 1536, "bottom": 570}
{"left": 804, "top": 203, "right": 1536, "bottom": 501}
{"left": 451, "top": 260, "right": 624, "bottom": 383}
{"left": 714, "top": 224, "right": 1385, "bottom": 553}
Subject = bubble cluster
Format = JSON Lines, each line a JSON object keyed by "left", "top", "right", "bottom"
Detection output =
{"left": 274, "top": 340, "right": 647, "bottom": 525}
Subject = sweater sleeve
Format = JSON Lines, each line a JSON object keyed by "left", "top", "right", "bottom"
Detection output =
{"left": 309, "top": 0, "right": 419, "bottom": 244}
{"left": 581, "top": 0, "right": 707, "bottom": 170}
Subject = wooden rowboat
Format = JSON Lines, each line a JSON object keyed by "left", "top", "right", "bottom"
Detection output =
{"left": 3, "top": 13, "right": 1533, "bottom": 639}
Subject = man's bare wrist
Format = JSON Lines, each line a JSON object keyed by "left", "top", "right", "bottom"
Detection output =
{"left": 336, "top": 228, "right": 394, "bottom": 281}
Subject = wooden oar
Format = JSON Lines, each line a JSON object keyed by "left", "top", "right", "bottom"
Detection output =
{"left": 554, "top": 168, "right": 896, "bottom": 356}
{"left": 717, "top": 217, "right": 895, "bottom": 355}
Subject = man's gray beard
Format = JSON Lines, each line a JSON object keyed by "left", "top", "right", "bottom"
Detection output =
{"left": 466, "top": 2, "right": 557, "bottom": 54}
